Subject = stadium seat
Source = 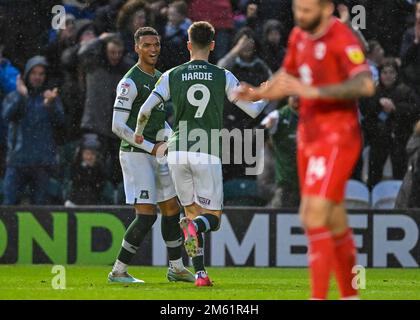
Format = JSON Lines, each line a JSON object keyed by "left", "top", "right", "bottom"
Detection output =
{"left": 223, "top": 179, "right": 265, "bottom": 206}
{"left": 371, "top": 180, "right": 402, "bottom": 209}
{"left": 345, "top": 179, "right": 370, "bottom": 209}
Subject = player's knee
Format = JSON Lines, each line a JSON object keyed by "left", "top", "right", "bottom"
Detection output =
{"left": 299, "top": 198, "right": 330, "bottom": 229}
{"left": 159, "top": 197, "right": 181, "bottom": 216}
{"left": 134, "top": 204, "right": 156, "bottom": 215}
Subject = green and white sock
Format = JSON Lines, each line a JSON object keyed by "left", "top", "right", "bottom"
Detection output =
{"left": 193, "top": 214, "right": 220, "bottom": 233}
{"left": 161, "top": 213, "right": 183, "bottom": 261}
{"left": 115, "top": 213, "right": 157, "bottom": 265}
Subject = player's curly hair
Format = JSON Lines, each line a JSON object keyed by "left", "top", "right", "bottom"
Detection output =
{"left": 134, "top": 27, "right": 159, "bottom": 44}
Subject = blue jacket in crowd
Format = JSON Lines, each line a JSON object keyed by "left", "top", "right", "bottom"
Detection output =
{"left": 0, "top": 58, "right": 19, "bottom": 148}
{"left": 1, "top": 56, "right": 64, "bottom": 168}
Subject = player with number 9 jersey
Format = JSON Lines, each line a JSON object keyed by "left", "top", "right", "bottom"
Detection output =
{"left": 134, "top": 21, "right": 267, "bottom": 286}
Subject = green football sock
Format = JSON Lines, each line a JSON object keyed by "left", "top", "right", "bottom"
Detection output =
{"left": 161, "top": 213, "right": 183, "bottom": 261}
{"left": 117, "top": 214, "right": 157, "bottom": 264}
{"left": 193, "top": 214, "right": 220, "bottom": 233}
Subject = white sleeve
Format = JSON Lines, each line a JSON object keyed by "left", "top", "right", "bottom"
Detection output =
{"left": 224, "top": 70, "right": 268, "bottom": 119}
{"left": 261, "top": 109, "right": 280, "bottom": 135}
{"left": 113, "top": 78, "right": 138, "bottom": 112}
{"left": 112, "top": 110, "right": 155, "bottom": 153}
{"left": 134, "top": 71, "right": 171, "bottom": 136}
{"left": 152, "top": 71, "right": 171, "bottom": 103}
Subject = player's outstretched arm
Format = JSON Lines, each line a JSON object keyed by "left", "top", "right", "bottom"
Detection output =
{"left": 274, "top": 71, "right": 375, "bottom": 100}
{"left": 225, "top": 70, "right": 269, "bottom": 118}
{"left": 316, "top": 71, "right": 375, "bottom": 99}
{"left": 235, "top": 69, "right": 289, "bottom": 102}
{"left": 112, "top": 110, "right": 155, "bottom": 153}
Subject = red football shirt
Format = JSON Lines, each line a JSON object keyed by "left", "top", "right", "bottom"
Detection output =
{"left": 282, "top": 17, "right": 370, "bottom": 147}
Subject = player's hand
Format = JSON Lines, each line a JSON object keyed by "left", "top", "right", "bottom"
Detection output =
{"left": 43, "top": 87, "right": 58, "bottom": 106}
{"left": 16, "top": 74, "right": 28, "bottom": 97}
{"left": 235, "top": 82, "right": 261, "bottom": 102}
{"left": 134, "top": 134, "right": 144, "bottom": 144}
{"left": 151, "top": 141, "right": 168, "bottom": 157}
{"left": 279, "top": 73, "right": 319, "bottom": 99}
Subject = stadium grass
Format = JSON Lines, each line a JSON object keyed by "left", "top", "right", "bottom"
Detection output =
{"left": 0, "top": 265, "right": 419, "bottom": 300}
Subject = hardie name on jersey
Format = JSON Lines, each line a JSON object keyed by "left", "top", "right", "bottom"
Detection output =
{"left": 181, "top": 72, "right": 213, "bottom": 81}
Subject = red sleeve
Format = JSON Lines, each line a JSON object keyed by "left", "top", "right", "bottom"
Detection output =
{"left": 335, "top": 24, "right": 370, "bottom": 78}
{"left": 282, "top": 27, "right": 300, "bottom": 77}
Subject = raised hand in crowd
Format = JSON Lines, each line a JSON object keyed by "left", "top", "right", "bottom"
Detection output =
{"left": 379, "top": 97, "right": 396, "bottom": 113}
{"left": 43, "top": 87, "right": 59, "bottom": 106}
{"left": 16, "top": 74, "right": 28, "bottom": 97}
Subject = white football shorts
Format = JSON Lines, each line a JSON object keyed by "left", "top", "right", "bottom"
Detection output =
{"left": 119, "top": 150, "right": 177, "bottom": 205}
{"left": 167, "top": 151, "right": 223, "bottom": 210}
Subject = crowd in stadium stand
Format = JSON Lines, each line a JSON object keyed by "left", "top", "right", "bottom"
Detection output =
{"left": 1, "top": 0, "right": 420, "bottom": 208}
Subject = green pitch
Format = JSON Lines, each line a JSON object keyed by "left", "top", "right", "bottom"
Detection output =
{"left": 0, "top": 265, "right": 419, "bottom": 300}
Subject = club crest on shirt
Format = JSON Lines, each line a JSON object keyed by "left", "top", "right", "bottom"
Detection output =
{"left": 139, "top": 190, "right": 149, "bottom": 199}
{"left": 345, "top": 46, "right": 365, "bottom": 64}
{"left": 314, "top": 42, "right": 326, "bottom": 60}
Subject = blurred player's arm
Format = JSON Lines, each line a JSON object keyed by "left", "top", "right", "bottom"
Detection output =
{"left": 134, "top": 72, "right": 171, "bottom": 142}
{"left": 225, "top": 70, "right": 268, "bottom": 118}
{"left": 306, "top": 70, "right": 375, "bottom": 99}
{"left": 235, "top": 68, "right": 292, "bottom": 102}
{"left": 112, "top": 78, "right": 155, "bottom": 153}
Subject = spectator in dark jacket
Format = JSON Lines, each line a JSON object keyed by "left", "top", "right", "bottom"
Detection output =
{"left": 157, "top": 1, "right": 191, "bottom": 72}
{"left": 65, "top": 138, "right": 107, "bottom": 205}
{"left": 361, "top": 58, "right": 419, "bottom": 189}
{"left": 78, "top": 33, "right": 133, "bottom": 185}
{"left": 218, "top": 27, "right": 272, "bottom": 181}
{"left": 260, "top": 19, "right": 286, "bottom": 72}
{"left": 43, "top": 14, "right": 77, "bottom": 88}
{"left": 60, "top": 20, "right": 98, "bottom": 142}
{"left": 400, "top": 2, "right": 420, "bottom": 98}
{"left": 1, "top": 55, "right": 64, "bottom": 204}
{"left": 395, "top": 120, "right": 420, "bottom": 209}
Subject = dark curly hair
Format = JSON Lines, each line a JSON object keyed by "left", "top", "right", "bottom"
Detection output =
{"left": 116, "top": 0, "right": 149, "bottom": 31}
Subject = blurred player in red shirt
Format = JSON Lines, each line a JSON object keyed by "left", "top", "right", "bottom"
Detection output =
{"left": 237, "top": 0, "right": 375, "bottom": 299}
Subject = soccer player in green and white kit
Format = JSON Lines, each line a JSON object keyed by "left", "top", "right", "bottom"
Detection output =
{"left": 108, "top": 27, "right": 194, "bottom": 283}
{"left": 134, "top": 22, "right": 267, "bottom": 286}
